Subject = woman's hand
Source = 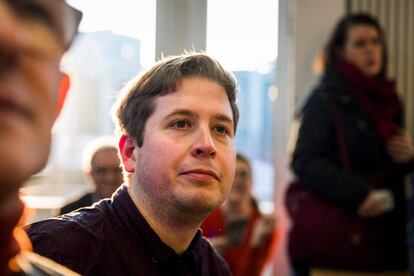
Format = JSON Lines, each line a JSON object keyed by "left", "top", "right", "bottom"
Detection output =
{"left": 386, "top": 132, "right": 414, "bottom": 163}
{"left": 250, "top": 215, "right": 276, "bottom": 247}
{"left": 357, "top": 190, "right": 394, "bottom": 217}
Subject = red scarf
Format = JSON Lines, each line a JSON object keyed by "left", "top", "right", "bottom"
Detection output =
{"left": 335, "top": 60, "right": 401, "bottom": 144}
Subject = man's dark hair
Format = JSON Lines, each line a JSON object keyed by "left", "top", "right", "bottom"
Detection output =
{"left": 113, "top": 52, "right": 239, "bottom": 147}
{"left": 236, "top": 153, "right": 251, "bottom": 174}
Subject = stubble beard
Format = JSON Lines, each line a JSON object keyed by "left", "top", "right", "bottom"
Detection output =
{"left": 136, "top": 168, "right": 224, "bottom": 229}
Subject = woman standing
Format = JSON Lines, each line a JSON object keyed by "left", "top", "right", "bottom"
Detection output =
{"left": 287, "top": 13, "right": 414, "bottom": 275}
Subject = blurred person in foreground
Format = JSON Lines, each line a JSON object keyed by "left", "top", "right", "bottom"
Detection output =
{"left": 27, "top": 52, "right": 239, "bottom": 276}
{"left": 0, "top": 0, "right": 81, "bottom": 274}
{"left": 60, "top": 137, "right": 123, "bottom": 215}
{"left": 287, "top": 13, "right": 413, "bottom": 275}
{"left": 201, "top": 153, "right": 278, "bottom": 276}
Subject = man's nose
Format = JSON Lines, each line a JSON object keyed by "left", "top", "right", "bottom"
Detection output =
{"left": 0, "top": 46, "right": 15, "bottom": 74}
{"left": 191, "top": 126, "right": 217, "bottom": 158}
{"left": 0, "top": 41, "right": 17, "bottom": 75}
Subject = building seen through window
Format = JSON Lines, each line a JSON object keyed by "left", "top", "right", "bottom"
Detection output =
{"left": 208, "top": 0, "right": 278, "bottom": 211}
{"left": 22, "top": 1, "right": 156, "bottom": 220}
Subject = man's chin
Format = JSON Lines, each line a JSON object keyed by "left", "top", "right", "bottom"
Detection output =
{"left": 0, "top": 170, "right": 25, "bottom": 208}
{"left": 176, "top": 193, "right": 225, "bottom": 216}
{"left": 0, "top": 145, "right": 49, "bottom": 192}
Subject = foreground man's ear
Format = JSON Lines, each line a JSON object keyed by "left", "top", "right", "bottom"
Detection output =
{"left": 56, "top": 73, "right": 70, "bottom": 116}
{"left": 119, "top": 135, "right": 136, "bottom": 173}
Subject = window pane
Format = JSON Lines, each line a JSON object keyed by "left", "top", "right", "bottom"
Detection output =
{"left": 67, "top": 0, "right": 156, "bottom": 67}
{"left": 207, "top": 0, "right": 278, "bottom": 212}
{"left": 23, "top": 1, "right": 156, "bottom": 221}
{"left": 51, "top": 0, "right": 155, "bottom": 171}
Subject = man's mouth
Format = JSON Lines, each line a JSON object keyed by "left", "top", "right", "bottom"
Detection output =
{"left": 179, "top": 168, "right": 220, "bottom": 181}
{"left": 0, "top": 99, "right": 32, "bottom": 120}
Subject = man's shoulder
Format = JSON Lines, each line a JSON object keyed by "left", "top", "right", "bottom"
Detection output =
{"left": 27, "top": 200, "right": 110, "bottom": 238}
{"left": 25, "top": 201, "right": 113, "bottom": 274}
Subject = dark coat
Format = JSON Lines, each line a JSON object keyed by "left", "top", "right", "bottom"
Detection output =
{"left": 290, "top": 66, "right": 413, "bottom": 269}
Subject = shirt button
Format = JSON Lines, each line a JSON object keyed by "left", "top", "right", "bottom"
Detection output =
{"left": 152, "top": 257, "right": 158, "bottom": 263}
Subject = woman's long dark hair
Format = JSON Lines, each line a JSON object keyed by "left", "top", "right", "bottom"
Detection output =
{"left": 322, "top": 13, "right": 388, "bottom": 77}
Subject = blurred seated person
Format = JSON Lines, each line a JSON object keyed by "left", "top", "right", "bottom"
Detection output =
{"left": 60, "top": 137, "right": 123, "bottom": 214}
{"left": 201, "top": 153, "right": 277, "bottom": 276}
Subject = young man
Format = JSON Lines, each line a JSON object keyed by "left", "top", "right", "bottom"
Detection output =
{"left": 60, "top": 137, "right": 123, "bottom": 214}
{"left": 27, "top": 53, "right": 239, "bottom": 275}
{"left": 0, "top": 0, "right": 81, "bottom": 274}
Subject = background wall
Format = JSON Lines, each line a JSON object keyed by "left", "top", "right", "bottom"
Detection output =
{"left": 274, "top": 1, "right": 345, "bottom": 274}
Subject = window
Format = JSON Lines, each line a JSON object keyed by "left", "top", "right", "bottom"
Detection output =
{"left": 50, "top": 0, "right": 156, "bottom": 171}
{"left": 22, "top": 2, "right": 157, "bottom": 221}
{"left": 207, "top": 0, "right": 278, "bottom": 212}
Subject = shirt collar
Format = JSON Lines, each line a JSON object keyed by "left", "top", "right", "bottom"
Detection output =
{"left": 110, "top": 185, "right": 204, "bottom": 266}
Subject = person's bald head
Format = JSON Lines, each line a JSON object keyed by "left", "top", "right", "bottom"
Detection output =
{"left": 83, "top": 138, "right": 123, "bottom": 199}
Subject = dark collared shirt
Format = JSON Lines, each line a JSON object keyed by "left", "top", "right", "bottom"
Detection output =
{"left": 26, "top": 186, "right": 231, "bottom": 276}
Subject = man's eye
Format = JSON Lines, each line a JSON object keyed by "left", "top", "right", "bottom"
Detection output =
{"left": 172, "top": 120, "right": 191, "bottom": 129}
{"left": 214, "top": 125, "right": 231, "bottom": 136}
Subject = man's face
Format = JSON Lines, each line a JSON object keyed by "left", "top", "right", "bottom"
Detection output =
{"left": 0, "top": 1, "right": 78, "bottom": 199}
{"left": 133, "top": 77, "right": 236, "bottom": 215}
{"left": 90, "top": 149, "right": 123, "bottom": 199}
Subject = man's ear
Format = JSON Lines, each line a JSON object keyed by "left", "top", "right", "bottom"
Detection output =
{"left": 119, "top": 135, "right": 136, "bottom": 173}
{"left": 56, "top": 73, "right": 70, "bottom": 116}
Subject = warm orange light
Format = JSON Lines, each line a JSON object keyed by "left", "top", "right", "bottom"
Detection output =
{"left": 8, "top": 201, "right": 33, "bottom": 273}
